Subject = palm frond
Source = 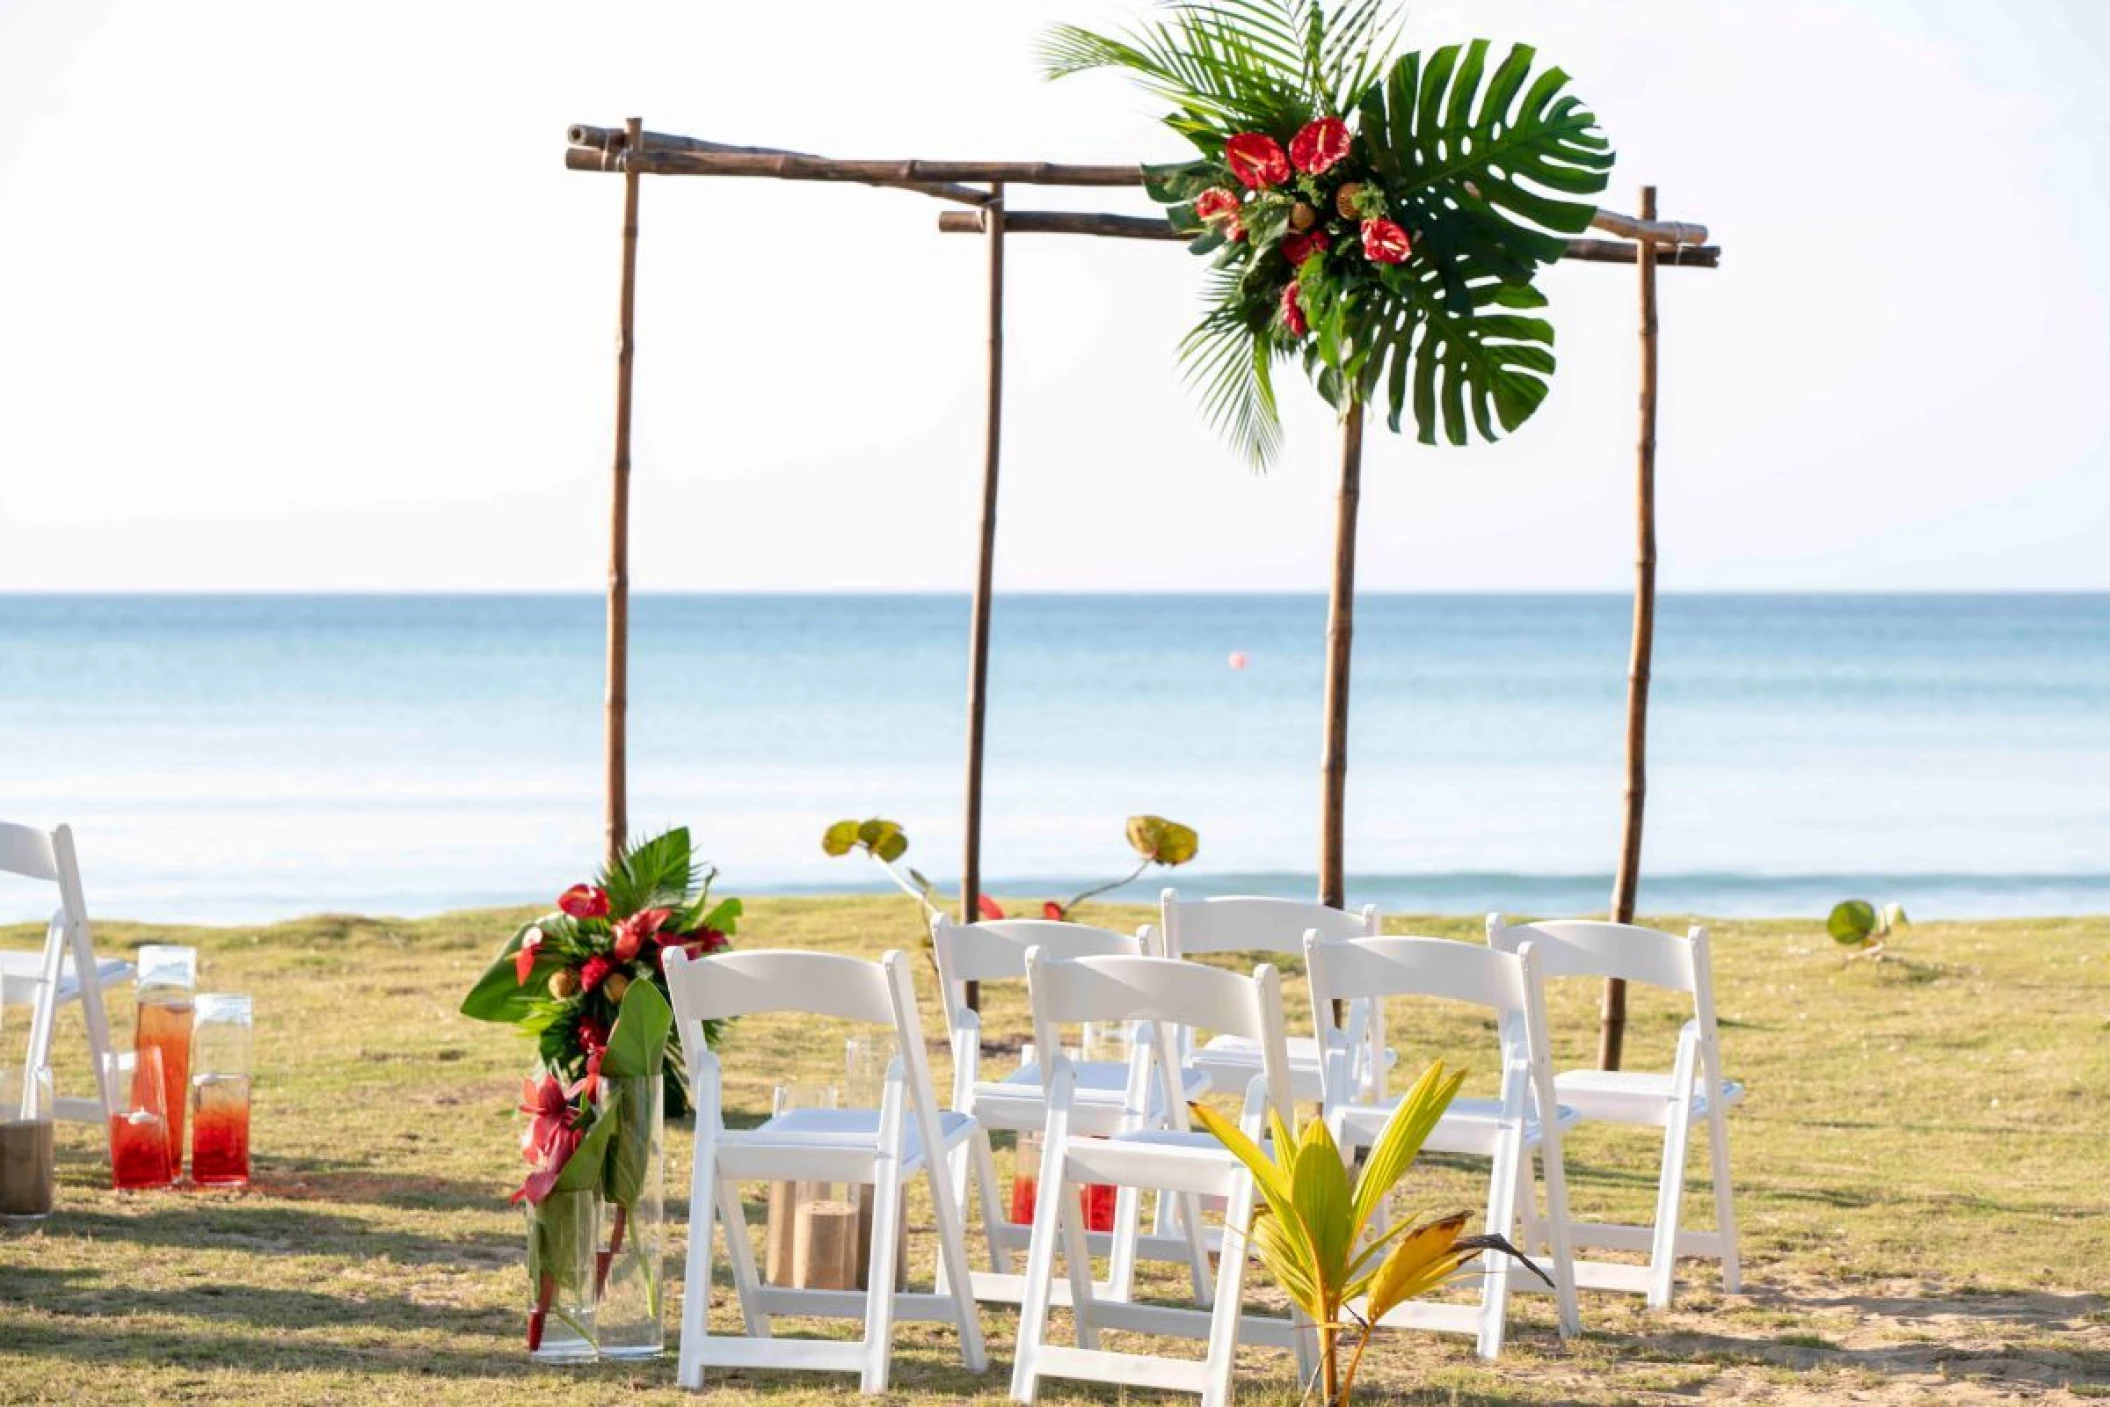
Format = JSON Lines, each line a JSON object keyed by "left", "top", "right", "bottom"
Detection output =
{"left": 1178, "top": 266, "right": 1285, "bottom": 469}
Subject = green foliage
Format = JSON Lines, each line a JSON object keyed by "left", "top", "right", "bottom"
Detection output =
{"left": 823, "top": 817, "right": 910, "bottom": 864}
{"left": 1190, "top": 1060, "right": 1547, "bottom": 1405}
{"left": 1126, "top": 814, "right": 1201, "bottom": 866}
{"left": 1829, "top": 900, "right": 1908, "bottom": 950}
{"left": 600, "top": 827, "right": 699, "bottom": 916}
{"left": 1045, "top": 1, "right": 1613, "bottom": 465}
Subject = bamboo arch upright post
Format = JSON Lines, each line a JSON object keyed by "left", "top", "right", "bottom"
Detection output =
{"left": 1319, "top": 401, "right": 1366, "bottom": 913}
{"left": 1602, "top": 185, "right": 1661, "bottom": 1071}
{"left": 603, "top": 116, "right": 645, "bottom": 871}
{"left": 959, "top": 183, "right": 1006, "bottom": 1012}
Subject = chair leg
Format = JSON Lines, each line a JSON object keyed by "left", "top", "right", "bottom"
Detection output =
{"left": 1514, "top": 1146, "right": 1546, "bottom": 1255}
{"left": 1107, "top": 1183, "right": 1142, "bottom": 1300}
{"left": 860, "top": 1131, "right": 909, "bottom": 1390}
{"left": 1476, "top": 1136, "right": 1521, "bottom": 1360}
{"left": 678, "top": 1105, "right": 723, "bottom": 1391}
{"left": 1175, "top": 1190, "right": 1214, "bottom": 1306}
{"left": 715, "top": 1177, "right": 769, "bottom": 1338}
{"left": 1199, "top": 1172, "right": 1258, "bottom": 1407}
{"left": 971, "top": 1127, "right": 1013, "bottom": 1275}
{"left": 1535, "top": 1138, "right": 1582, "bottom": 1340}
{"left": 1057, "top": 1169, "right": 1100, "bottom": 1351}
{"left": 1010, "top": 1129, "right": 1070, "bottom": 1404}
{"left": 70, "top": 921, "right": 120, "bottom": 1116}
{"left": 928, "top": 1149, "right": 990, "bottom": 1373}
{"left": 1648, "top": 1101, "right": 1696, "bottom": 1310}
{"left": 1706, "top": 1098, "right": 1741, "bottom": 1294}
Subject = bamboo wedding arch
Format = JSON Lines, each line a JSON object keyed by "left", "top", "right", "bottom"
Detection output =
{"left": 564, "top": 119, "right": 1719, "bottom": 1056}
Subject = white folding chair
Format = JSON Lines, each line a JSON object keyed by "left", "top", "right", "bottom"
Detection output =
{"left": 1011, "top": 950, "right": 1314, "bottom": 1407}
{"left": 1159, "top": 890, "right": 1392, "bottom": 1103}
{"left": 930, "top": 916, "right": 1213, "bottom": 1304}
{"left": 663, "top": 947, "right": 987, "bottom": 1393}
{"left": 1487, "top": 914, "right": 1743, "bottom": 1308}
{"left": 0, "top": 822, "right": 129, "bottom": 1121}
{"left": 1305, "top": 932, "right": 1581, "bottom": 1359}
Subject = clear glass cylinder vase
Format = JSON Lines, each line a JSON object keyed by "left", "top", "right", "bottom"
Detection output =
{"left": 595, "top": 1073, "right": 665, "bottom": 1359}
{"left": 526, "top": 1187, "right": 600, "bottom": 1363}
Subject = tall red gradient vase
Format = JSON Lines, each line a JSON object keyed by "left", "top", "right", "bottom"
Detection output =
{"left": 190, "top": 994, "right": 253, "bottom": 1187}
{"left": 133, "top": 945, "right": 197, "bottom": 1178}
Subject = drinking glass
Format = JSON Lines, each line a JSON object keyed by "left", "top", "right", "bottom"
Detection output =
{"left": 843, "top": 1036, "right": 897, "bottom": 1109}
{"left": 104, "top": 1048, "right": 174, "bottom": 1190}
{"left": 0, "top": 1066, "right": 56, "bottom": 1221}
{"left": 190, "top": 993, "right": 253, "bottom": 1187}
{"left": 134, "top": 944, "right": 197, "bottom": 1176}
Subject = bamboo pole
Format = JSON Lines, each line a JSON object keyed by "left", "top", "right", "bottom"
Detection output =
{"left": 567, "top": 125, "right": 995, "bottom": 207}
{"left": 604, "top": 117, "right": 643, "bottom": 871}
{"left": 931, "top": 210, "right": 1718, "bottom": 267}
{"left": 1319, "top": 401, "right": 1366, "bottom": 912}
{"left": 568, "top": 147, "right": 1143, "bottom": 188}
{"left": 960, "top": 183, "right": 1006, "bottom": 1013}
{"left": 1602, "top": 186, "right": 1661, "bottom": 1071}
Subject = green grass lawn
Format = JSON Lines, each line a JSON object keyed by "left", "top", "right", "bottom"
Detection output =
{"left": 2, "top": 901, "right": 2106, "bottom": 1404}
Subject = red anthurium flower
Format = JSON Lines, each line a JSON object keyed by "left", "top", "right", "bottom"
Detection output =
{"left": 576, "top": 1016, "right": 610, "bottom": 1054}
{"left": 558, "top": 884, "right": 610, "bottom": 920}
{"left": 1224, "top": 132, "right": 1290, "bottom": 189}
{"left": 1361, "top": 217, "right": 1411, "bottom": 264}
{"left": 578, "top": 954, "right": 615, "bottom": 994}
{"left": 1042, "top": 901, "right": 1067, "bottom": 921}
{"left": 511, "top": 1124, "right": 581, "bottom": 1206}
{"left": 1193, "top": 187, "right": 1240, "bottom": 224}
{"left": 1289, "top": 117, "right": 1351, "bottom": 175}
{"left": 658, "top": 927, "right": 731, "bottom": 970}
{"left": 518, "top": 1074, "right": 581, "bottom": 1165}
{"left": 612, "top": 907, "right": 671, "bottom": 962}
{"left": 513, "top": 926, "right": 544, "bottom": 987}
{"left": 1282, "top": 228, "right": 1332, "bottom": 267}
{"left": 1281, "top": 281, "right": 1309, "bottom": 338}
{"left": 976, "top": 894, "right": 1005, "bottom": 921}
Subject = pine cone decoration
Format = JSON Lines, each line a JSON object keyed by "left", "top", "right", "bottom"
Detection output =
{"left": 1289, "top": 201, "right": 1318, "bottom": 232}
{"left": 1334, "top": 182, "right": 1364, "bottom": 220}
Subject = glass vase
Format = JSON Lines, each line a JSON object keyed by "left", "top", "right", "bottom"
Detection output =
{"left": 594, "top": 1073, "right": 665, "bottom": 1359}
{"left": 190, "top": 993, "right": 253, "bottom": 1187}
{"left": 526, "top": 1188, "right": 600, "bottom": 1363}
{"left": 0, "top": 1066, "right": 56, "bottom": 1221}
{"left": 134, "top": 944, "right": 197, "bottom": 1178}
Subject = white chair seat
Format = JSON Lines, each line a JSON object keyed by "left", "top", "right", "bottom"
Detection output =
{"left": 0, "top": 950, "right": 131, "bottom": 1005}
{"left": 722, "top": 1106, "right": 973, "bottom": 1168}
{"left": 974, "top": 1059, "right": 1211, "bottom": 1134}
{"left": 1334, "top": 1095, "right": 1580, "bottom": 1158}
{"left": 1190, "top": 1032, "right": 1396, "bottom": 1100}
{"left": 1552, "top": 1069, "right": 1745, "bottom": 1126}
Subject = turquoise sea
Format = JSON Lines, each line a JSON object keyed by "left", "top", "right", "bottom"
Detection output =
{"left": 1, "top": 593, "right": 2104, "bottom": 924}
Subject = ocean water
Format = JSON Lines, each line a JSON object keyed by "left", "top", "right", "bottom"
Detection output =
{"left": 0, "top": 593, "right": 2104, "bottom": 924}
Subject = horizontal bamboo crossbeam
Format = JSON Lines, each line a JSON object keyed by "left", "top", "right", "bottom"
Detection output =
{"left": 1589, "top": 208, "right": 1708, "bottom": 245}
{"left": 564, "top": 140, "right": 1142, "bottom": 190}
{"left": 933, "top": 209, "right": 1719, "bottom": 268}
{"left": 567, "top": 124, "right": 994, "bottom": 207}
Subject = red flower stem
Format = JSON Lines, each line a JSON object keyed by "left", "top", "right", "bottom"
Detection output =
{"left": 528, "top": 1273, "right": 554, "bottom": 1351}
{"left": 595, "top": 1203, "right": 630, "bottom": 1298}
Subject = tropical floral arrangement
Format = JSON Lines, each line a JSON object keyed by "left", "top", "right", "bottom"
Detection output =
{"left": 1041, "top": 1, "right": 1614, "bottom": 464}
{"left": 461, "top": 826, "right": 739, "bottom": 1102}
{"left": 822, "top": 813, "right": 1199, "bottom": 922}
{"left": 459, "top": 827, "right": 738, "bottom": 1350}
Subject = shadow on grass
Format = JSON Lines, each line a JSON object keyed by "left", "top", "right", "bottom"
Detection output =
{"left": 50, "top": 1203, "right": 517, "bottom": 1268}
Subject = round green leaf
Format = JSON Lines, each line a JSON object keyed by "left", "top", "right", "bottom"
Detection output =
{"left": 821, "top": 820, "right": 860, "bottom": 857}
{"left": 1828, "top": 900, "right": 1878, "bottom": 946}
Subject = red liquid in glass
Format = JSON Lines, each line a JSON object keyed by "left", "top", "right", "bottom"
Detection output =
{"left": 1009, "top": 1173, "right": 1117, "bottom": 1230}
{"left": 109, "top": 1112, "right": 173, "bottom": 1190}
{"left": 190, "top": 1075, "right": 251, "bottom": 1187}
{"left": 135, "top": 1001, "right": 193, "bottom": 1176}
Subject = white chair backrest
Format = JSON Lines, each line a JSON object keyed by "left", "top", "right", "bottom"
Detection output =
{"left": 0, "top": 822, "right": 93, "bottom": 942}
{"left": 0, "top": 823, "right": 61, "bottom": 884}
{"left": 1485, "top": 915, "right": 1700, "bottom": 994}
{"left": 663, "top": 946, "right": 947, "bottom": 1123}
{"left": 1023, "top": 949, "right": 1293, "bottom": 1129}
{"left": 929, "top": 916, "right": 1146, "bottom": 1036}
{"left": 1159, "top": 889, "right": 1378, "bottom": 957}
{"left": 1304, "top": 933, "right": 1553, "bottom": 1113}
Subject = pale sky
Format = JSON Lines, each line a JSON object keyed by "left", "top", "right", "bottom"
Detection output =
{"left": 3, "top": 0, "right": 2106, "bottom": 593}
